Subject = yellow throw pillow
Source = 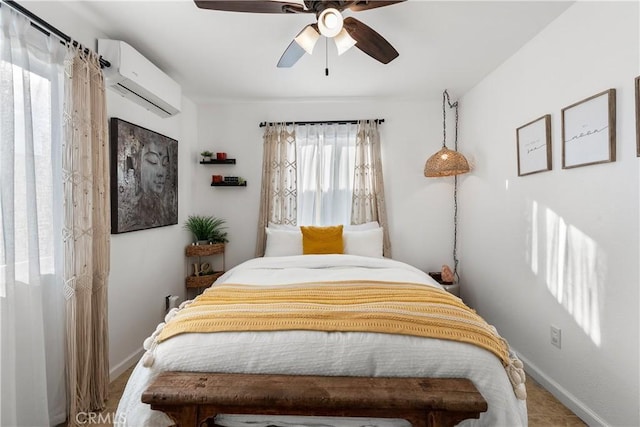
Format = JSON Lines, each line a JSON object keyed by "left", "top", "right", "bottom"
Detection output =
{"left": 300, "top": 225, "right": 344, "bottom": 255}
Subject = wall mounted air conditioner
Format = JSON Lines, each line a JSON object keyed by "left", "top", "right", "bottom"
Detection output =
{"left": 98, "top": 39, "right": 181, "bottom": 118}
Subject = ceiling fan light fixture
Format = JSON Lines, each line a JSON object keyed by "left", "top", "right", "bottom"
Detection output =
{"left": 294, "top": 24, "right": 320, "bottom": 54}
{"left": 334, "top": 28, "right": 357, "bottom": 55}
{"left": 318, "top": 7, "right": 343, "bottom": 37}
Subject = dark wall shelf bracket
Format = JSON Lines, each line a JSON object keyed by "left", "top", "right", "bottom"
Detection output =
{"left": 211, "top": 182, "right": 247, "bottom": 187}
{"left": 200, "top": 159, "right": 236, "bottom": 165}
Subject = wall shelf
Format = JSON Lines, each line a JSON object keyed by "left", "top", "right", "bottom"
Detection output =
{"left": 200, "top": 159, "right": 236, "bottom": 165}
{"left": 200, "top": 156, "right": 245, "bottom": 187}
{"left": 211, "top": 182, "right": 247, "bottom": 187}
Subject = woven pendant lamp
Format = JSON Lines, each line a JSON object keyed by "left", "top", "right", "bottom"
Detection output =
{"left": 424, "top": 89, "right": 470, "bottom": 284}
{"left": 424, "top": 147, "right": 469, "bottom": 177}
{"left": 424, "top": 90, "right": 470, "bottom": 177}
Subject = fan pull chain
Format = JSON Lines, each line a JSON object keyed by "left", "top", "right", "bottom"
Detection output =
{"left": 325, "top": 37, "right": 329, "bottom": 76}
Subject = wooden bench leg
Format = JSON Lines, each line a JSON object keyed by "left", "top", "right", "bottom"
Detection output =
{"left": 427, "top": 410, "right": 482, "bottom": 427}
{"left": 405, "top": 414, "right": 427, "bottom": 427}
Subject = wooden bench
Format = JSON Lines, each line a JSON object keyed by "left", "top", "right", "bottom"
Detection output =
{"left": 142, "top": 372, "right": 488, "bottom": 427}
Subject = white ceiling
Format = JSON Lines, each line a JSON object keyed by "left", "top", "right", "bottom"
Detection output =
{"left": 65, "top": 0, "right": 573, "bottom": 102}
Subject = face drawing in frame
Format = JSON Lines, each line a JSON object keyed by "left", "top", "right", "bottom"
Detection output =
{"left": 111, "top": 118, "right": 178, "bottom": 233}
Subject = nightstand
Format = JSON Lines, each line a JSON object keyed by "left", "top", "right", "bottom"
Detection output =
{"left": 428, "top": 272, "right": 460, "bottom": 297}
{"left": 185, "top": 243, "right": 225, "bottom": 296}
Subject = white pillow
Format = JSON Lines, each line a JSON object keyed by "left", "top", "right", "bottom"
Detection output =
{"left": 344, "top": 221, "right": 380, "bottom": 231}
{"left": 264, "top": 228, "right": 303, "bottom": 257}
{"left": 343, "top": 227, "right": 384, "bottom": 258}
{"left": 267, "top": 222, "right": 298, "bottom": 231}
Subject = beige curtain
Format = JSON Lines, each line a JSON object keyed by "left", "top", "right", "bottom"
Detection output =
{"left": 351, "top": 120, "right": 391, "bottom": 257}
{"left": 255, "top": 123, "right": 297, "bottom": 256}
{"left": 62, "top": 45, "right": 110, "bottom": 425}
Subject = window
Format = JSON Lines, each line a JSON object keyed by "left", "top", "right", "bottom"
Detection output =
{"left": 0, "top": 59, "right": 60, "bottom": 294}
{"left": 295, "top": 122, "right": 358, "bottom": 226}
{"left": 257, "top": 119, "right": 388, "bottom": 257}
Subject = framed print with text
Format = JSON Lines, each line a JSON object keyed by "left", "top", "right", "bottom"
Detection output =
{"left": 561, "top": 89, "right": 616, "bottom": 169}
{"left": 516, "top": 114, "right": 552, "bottom": 176}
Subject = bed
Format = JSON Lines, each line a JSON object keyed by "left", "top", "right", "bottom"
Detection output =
{"left": 115, "top": 248, "right": 527, "bottom": 427}
{"left": 115, "top": 223, "right": 527, "bottom": 427}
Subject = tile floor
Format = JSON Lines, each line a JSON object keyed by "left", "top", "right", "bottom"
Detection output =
{"left": 526, "top": 377, "right": 586, "bottom": 426}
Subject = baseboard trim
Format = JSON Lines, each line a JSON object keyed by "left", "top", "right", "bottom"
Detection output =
{"left": 109, "top": 347, "right": 143, "bottom": 383}
{"left": 515, "top": 349, "right": 608, "bottom": 427}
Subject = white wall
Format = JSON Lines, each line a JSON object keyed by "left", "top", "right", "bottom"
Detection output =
{"left": 25, "top": 2, "right": 199, "bottom": 380}
{"left": 194, "top": 99, "right": 458, "bottom": 273}
{"left": 459, "top": 2, "right": 639, "bottom": 426}
{"left": 106, "top": 97, "right": 197, "bottom": 379}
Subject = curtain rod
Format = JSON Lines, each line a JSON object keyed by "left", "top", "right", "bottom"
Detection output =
{"left": 259, "top": 119, "right": 384, "bottom": 128}
{"left": 1, "top": 0, "right": 111, "bottom": 69}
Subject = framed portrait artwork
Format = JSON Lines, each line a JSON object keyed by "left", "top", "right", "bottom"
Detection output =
{"left": 516, "top": 114, "right": 552, "bottom": 176}
{"left": 561, "top": 89, "right": 616, "bottom": 169}
{"left": 109, "top": 118, "right": 178, "bottom": 233}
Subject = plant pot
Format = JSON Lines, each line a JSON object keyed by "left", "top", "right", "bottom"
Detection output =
{"left": 196, "top": 240, "right": 210, "bottom": 245}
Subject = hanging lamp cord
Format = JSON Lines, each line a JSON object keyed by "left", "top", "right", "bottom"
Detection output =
{"left": 442, "top": 89, "right": 461, "bottom": 282}
{"left": 453, "top": 173, "right": 460, "bottom": 282}
{"left": 442, "top": 89, "right": 459, "bottom": 149}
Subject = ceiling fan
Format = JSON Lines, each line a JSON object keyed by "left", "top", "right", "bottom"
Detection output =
{"left": 194, "top": 1, "right": 404, "bottom": 68}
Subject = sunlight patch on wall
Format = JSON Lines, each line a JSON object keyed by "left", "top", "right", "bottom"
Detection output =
{"left": 544, "top": 207, "right": 603, "bottom": 346}
{"left": 529, "top": 200, "right": 539, "bottom": 275}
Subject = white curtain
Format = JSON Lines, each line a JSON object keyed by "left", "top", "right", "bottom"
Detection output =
{"left": 0, "top": 7, "right": 67, "bottom": 426}
{"left": 351, "top": 120, "right": 391, "bottom": 256}
{"left": 296, "top": 123, "right": 357, "bottom": 226}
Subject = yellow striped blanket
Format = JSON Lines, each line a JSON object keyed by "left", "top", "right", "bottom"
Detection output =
{"left": 160, "top": 281, "right": 508, "bottom": 361}
{"left": 152, "top": 280, "right": 526, "bottom": 399}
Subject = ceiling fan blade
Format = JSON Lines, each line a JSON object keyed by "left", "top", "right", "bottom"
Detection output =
{"left": 194, "top": 0, "right": 306, "bottom": 13}
{"left": 347, "top": 0, "right": 406, "bottom": 12}
{"left": 343, "top": 17, "right": 398, "bottom": 64}
{"left": 277, "top": 38, "right": 307, "bottom": 68}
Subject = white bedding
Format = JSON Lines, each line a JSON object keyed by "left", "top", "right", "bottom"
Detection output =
{"left": 115, "top": 255, "right": 527, "bottom": 427}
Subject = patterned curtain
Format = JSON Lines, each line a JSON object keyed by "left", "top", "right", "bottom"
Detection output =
{"left": 255, "top": 123, "right": 297, "bottom": 256}
{"left": 351, "top": 120, "right": 391, "bottom": 257}
{"left": 62, "top": 45, "right": 110, "bottom": 425}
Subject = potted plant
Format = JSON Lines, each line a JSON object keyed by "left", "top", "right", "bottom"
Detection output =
{"left": 184, "top": 215, "right": 229, "bottom": 245}
{"left": 200, "top": 150, "right": 213, "bottom": 162}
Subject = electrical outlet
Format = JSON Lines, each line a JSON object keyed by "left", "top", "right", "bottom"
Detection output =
{"left": 550, "top": 325, "right": 561, "bottom": 349}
